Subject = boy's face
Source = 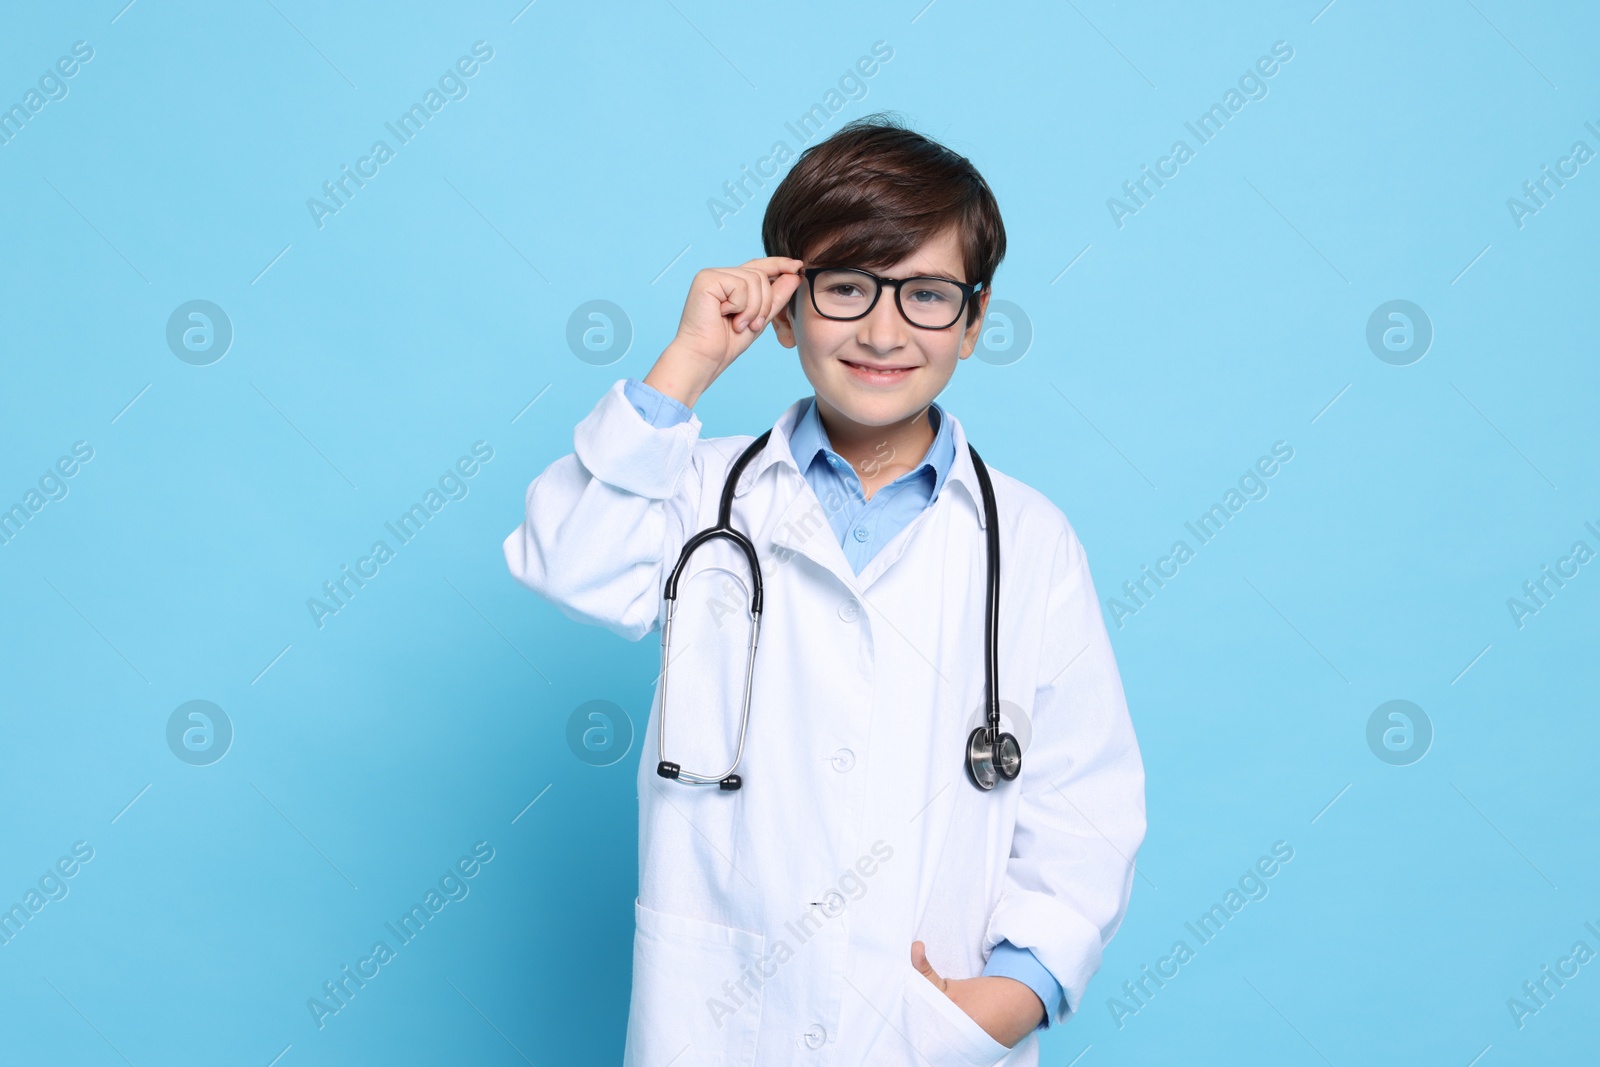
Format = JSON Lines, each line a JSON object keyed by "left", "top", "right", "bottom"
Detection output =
{"left": 772, "top": 224, "right": 990, "bottom": 434}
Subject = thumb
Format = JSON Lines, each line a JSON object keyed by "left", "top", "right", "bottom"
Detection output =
{"left": 910, "top": 940, "right": 946, "bottom": 991}
{"left": 770, "top": 270, "right": 804, "bottom": 313}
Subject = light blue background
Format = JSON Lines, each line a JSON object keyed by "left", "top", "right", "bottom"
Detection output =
{"left": 2, "top": 1, "right": 1596, "bottom": 1063}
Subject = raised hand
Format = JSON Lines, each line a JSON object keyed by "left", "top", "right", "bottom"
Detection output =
{"left": 643, "top": 256, "right": 805, "bottom": 409}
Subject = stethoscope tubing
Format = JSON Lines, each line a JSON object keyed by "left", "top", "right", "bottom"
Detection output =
{"left": 656, "top": 427, "right": 1015, "bottom": 791}
{"left": 657, "top": 430, "right": 772, "bottom": 788}
{"left": 968, "top": 442, "right": 1003, "bottom": 741}
{"left": 658, "top": 599, "right": 761, "bottom": 784}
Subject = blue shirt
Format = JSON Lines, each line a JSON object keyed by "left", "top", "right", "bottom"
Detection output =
{"left": 784, "top": 391, "right": 956, "bottom": 575}
{"left": 623, "top": 377, "right": 1066, "bottom": 1026}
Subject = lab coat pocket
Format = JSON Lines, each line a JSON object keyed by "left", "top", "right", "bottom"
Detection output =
{"left": 623, "top": 900, "right": 765, "bottom": 1067}
{"left": 900, "top": 968, "right": 1013, "bottom": 1067}
{"left": 889, "top": 966, "right": 1011, "bottom": 1067}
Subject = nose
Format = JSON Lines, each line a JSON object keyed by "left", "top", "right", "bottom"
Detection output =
{"left": 854, "top": 286, "right": 909, "bottom": 354}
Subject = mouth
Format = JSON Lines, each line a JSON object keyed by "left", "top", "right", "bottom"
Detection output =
{"left": 840, "top": 359, "right": 917, "bottom": 385}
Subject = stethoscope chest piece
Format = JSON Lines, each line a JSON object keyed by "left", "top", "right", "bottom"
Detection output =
{"left": 965, "top": 726, "right": 1022, "bottom": 792}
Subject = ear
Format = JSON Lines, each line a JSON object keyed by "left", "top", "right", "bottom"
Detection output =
{"left": 957, "top": 289, "right": 991, "bottom": 359}
{"left": 771, "top": 292, "right": 800, "bottom": 349}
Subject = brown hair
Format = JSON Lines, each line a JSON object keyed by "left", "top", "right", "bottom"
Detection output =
{"left": 762, "top": 113, "right": 1006, "bottom": 326}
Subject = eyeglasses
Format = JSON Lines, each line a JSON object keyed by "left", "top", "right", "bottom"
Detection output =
{"left": 802, "top": 267, "right": 981, "bottom": 331}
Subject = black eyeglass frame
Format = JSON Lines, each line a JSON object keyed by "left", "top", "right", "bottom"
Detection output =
{"left": 801, "top": 266, "right": 984, "bottom": 331}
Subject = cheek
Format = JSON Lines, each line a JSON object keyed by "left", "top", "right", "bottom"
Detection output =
{"left": 795, "top": 315, "right": 851, "bottom": 359}
{"left": 925, "top": 330, "right": 967, "bottom": 367}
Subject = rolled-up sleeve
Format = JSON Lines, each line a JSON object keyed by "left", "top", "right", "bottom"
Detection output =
{"left": 623, "top": 377, "right": 694, "bottom": 428}
{"left": 981, "top": 941, "right": 1064, "bottom": 1030}
{"left": 984, "top": 524, "right": 1146, "bottom": 1022}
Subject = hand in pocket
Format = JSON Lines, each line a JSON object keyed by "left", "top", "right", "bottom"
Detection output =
{"left": 910, "top": 941, "right": 1044, "bottom": 1049}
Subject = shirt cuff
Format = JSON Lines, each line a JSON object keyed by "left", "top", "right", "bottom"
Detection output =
{"left": 623, "top": 377, "right": 694, "bottom": 428}
{"left": 982, "top": 941, "right": 1065, "bottom": 1031}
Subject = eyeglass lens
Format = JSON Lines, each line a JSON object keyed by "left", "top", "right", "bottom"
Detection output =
{"left": 811, "top": 269, "right": 967, "bottom": 329}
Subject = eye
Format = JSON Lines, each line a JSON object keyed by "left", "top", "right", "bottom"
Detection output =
{"left": 824, "top": 282, "right": 865, "bottom": 298}
{"left": 906, "top": 287, "right": 949, "bottom": 304}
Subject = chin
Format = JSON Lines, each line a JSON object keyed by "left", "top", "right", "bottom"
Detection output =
{"left": 803, "top": 353, "right": 947, "bottom": 425}
{"left": 820, "top": 387, "right": 927, "bottom": 428}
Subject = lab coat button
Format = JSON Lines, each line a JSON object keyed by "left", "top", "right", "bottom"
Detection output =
{"left": 838, "top": 599, "right": 860, "bottom": 622}
{"left": 820, "top": 891, "right": 844, "bottom": 915}
{"left": 852, "top": 525, "right": 870, "bottom": 542}
{"left": 830, "top": 748, "right": 855, "bottom": 772}
{"left": 803, "top": 1023, "right": 827, "bottom": 1049}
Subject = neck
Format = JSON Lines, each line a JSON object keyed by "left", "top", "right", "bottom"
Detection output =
{"left": 813, "top": 396, "right": 936, "bottom": 489}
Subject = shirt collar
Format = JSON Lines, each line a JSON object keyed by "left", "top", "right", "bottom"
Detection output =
{"left": 734, "top": 395, "right": 989, "bottom": 529}
{"left": 787, "top": 395, "right": 957, "bottom": 500}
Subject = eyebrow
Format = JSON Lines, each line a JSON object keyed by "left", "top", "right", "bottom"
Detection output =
{"left": 874, "top": 269, "right": 963, "bottom": 283}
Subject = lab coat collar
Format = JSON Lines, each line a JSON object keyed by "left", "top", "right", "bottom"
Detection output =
{"left": 733, "top": 395, "right": 989, "bottom": 531}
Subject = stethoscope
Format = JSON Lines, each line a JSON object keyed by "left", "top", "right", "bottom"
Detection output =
{"left": 655, "top": 429, "right": 1021, "bottom": 793}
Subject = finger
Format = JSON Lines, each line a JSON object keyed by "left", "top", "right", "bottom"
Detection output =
{"left": 768, "top": 271, "right": 804, "bottom": 319}
{"left": 754, "top": 272, "right": 800, "bottom": 332}
{"left": 734, "top": 271, "right": 763, "bottom": 333}
{"left": 732, "top": 267, "right": 769, "bottom": 334}
{"left": 910, "top": 941, "right": 945, "bottom": 991}
{"left": 740, "top": 255, "right": 806, "bottom": 280}
{"left": 748, "top": 271, "right": 800, "bottom": 334}
{"left": 744, "top": 266, "right": 775, "bottom": 331}
{"left": 712, "top": 270, "right": 755, "bottom": 330}
{"left": 707, "top": 269, "right": 748, "bottom": 314}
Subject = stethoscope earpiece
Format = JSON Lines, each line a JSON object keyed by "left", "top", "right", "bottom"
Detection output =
{"left": 658, "top": 759, "right": 741, "bottom": 790}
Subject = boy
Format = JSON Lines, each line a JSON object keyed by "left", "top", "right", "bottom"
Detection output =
{"left": 503, "top": 115, "right": 1145, "bottom": 1065}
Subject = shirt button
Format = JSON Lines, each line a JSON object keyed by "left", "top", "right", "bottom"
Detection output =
{"left": 803, "top": 1023, "right": 827, "bottom": 1049}
{"left": 830, "top": 748, "right": 855, "bottom": 773}
{"left": 853, "top": 526, "right": 870, "bottom": 542}
{"left": 838, "top": 599, "right": 860, "bottom": 622}
{"left": 820, "top": 891, "right": 845, "bottom": 915}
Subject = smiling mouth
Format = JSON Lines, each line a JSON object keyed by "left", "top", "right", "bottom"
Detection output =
{"left": 842, "top": 360, "right": 916, "bottom": 376}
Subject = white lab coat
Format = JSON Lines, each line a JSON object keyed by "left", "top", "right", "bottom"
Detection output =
{"left": 503, "top": 379, "right": 1146, "bottom": 1066}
